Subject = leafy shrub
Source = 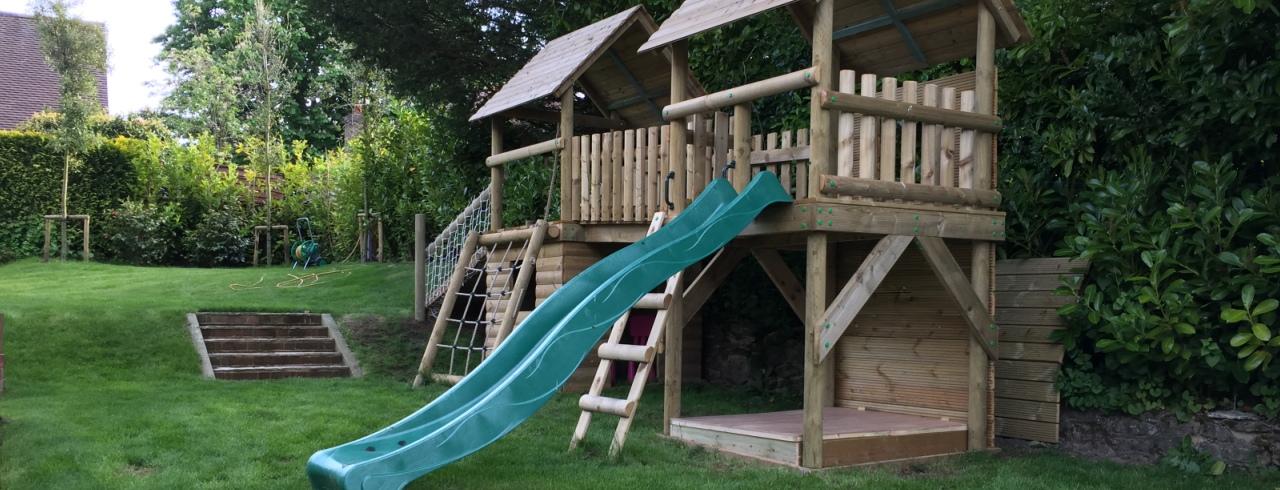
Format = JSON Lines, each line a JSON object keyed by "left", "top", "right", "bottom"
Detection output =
{"left": 98, "top": 201, "right": 179, "bottom": 266}
{"left": 0, "top": 131, "right": 138, "bottom": 223}
{"left": 182, "top": 206, "right": 251, "bottom": 267}
{"left": 0, "top": 217, "right": 45, "bottom": 264}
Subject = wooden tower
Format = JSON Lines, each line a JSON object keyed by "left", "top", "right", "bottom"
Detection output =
{"left": 452, "top": 0, "right": 1036, "bottom": 469}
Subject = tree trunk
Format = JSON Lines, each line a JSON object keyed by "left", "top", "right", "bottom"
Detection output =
{"left": 61, "top": 152, "right": 69, "bottom": 262}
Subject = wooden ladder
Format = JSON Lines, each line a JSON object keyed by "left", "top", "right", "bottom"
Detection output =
{"left": 569, "top": 213, "right": 680, "bottom": 456}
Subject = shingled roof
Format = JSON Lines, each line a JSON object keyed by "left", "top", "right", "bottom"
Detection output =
{"left": 471, "top": 5, "right": 705, "bottom": 128}
{"left": 0, "top": 11, "right": 109, "bottom": 130}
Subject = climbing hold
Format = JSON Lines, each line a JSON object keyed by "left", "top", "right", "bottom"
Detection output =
{"left": 829, "top": 221, "right": 834, "bottom": 227}
{"left": 989, "top": 340, "right": 996, "bottom": 346}
{"left": 993, "top": 195, "right": 1000, "bottom": 201}
{"left": 728, "top": 93, "right": 733, "bottom": 98}
{"left": 989, "top": 324, "right": 996, "bottom": 330}
{"left": 1001, "top": 232, "right": 1006, "bottom": 237}
{"left": 825, "top": 323, "right": 830, "bottom": 329}
{"left": 664, "top": 109, "right": 669, "bottom": 115}
{"left": 824, "top": 342, "right": 830, "bottom": 348}
{"left": 805, "top": 72, "right": 812, "bottom": 78}
{"left": 914, "top": 227, "right": 920, "bottom": 233}
{"left": 829, "top": 180, "right": 836, "bottom": 187}
{"left": 992, "top": 232, "right": 998, "bottom": 236}
{"left": 801, "top": 223, "right": 807, "bottom": 229}
{"left": 914, "top": 215, "right": 920, "bottom": 220}
{"left": 830, "top": 96, "right": 837, "bottom": 102}
{"left": 801, "top": 206, "right": 807, "bottom": 212}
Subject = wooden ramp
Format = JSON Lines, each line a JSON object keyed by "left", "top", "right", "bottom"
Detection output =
{"left": 670, "top": 407, "right": 967, "bottom": 467}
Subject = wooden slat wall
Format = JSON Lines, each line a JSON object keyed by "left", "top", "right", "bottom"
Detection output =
{"left": 991, "top": 257, "right": 1088, "bottom": 443}
{"left": 833, "top": 240, "right": 974, "bottom": 421}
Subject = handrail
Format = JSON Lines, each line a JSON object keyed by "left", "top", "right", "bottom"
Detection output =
{"left": 663, "top": 68, "right": 819, "bottom": 121}
{"left": 819, "top": 89, "right": 1002, "bottom": 133}
{"left": 485, "top": 138, "right": 564, "bottom": 167}
{"left": 821, "top": 175, "right": 1002, "bottom": 207}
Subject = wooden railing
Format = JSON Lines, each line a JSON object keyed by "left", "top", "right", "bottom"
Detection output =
{"left": 559, "top": 70, "right": 993, "bottom": 224}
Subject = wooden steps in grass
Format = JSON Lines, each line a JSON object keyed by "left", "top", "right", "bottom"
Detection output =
{"left": 187, "top": 313, "right": 362, "bottom": 381}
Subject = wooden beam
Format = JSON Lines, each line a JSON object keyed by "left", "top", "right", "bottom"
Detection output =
{"left": 804, "top": 0, "right": 836, "bottom": 468}
{"left": 606, "top": 88, "right": 671, "bottom": 112}
{"left": 816, "top": 235, "right": 912, "bottom": 362}
{"left": 877, "top": 0, "right": 927, "bottom": 63}
{"left": 833, "top": 0, "right": 971, "bottom": 41}
{"left": 669, "top": 40, "right": 689, "bottom": 214}
{"left": 732, "top": 104, "right": 752, "bottom": 192}
{"left": 607, "top": 48, "right": 664, "bottom": 120}
{"left": 491, "top": 119, "right": 504, "bottom": 231}
{"left": 751, "top": 248, "right": 806, "bottom": 322}
{"left": 664, "top": 68, "right": 819, "bottom": 121}
{"left": 664, "top": 268, "right": 685, "bottom": 435}
{"left": 561, "top": 90, "right": 576, "bottom": 222}
{"left": 819, "top": 90, "right": 1003, "bottom": 133}
{"left": 499, "top": 107, "right": 627, "bottom": 131}
{"left": 804, "top": 232, "right": 831, "bottom": 468}
{"left": 485, "top": 138, "right": 564, "bottom": 167}
{"left": 971, "top": 1, "right": 999, "bottom": 452}
{"left": 980, "top": 0, "right": 1023, "bottom": 44}
{"left": 683, "top": 247, "right": 748, "bottom": 325}
{"left": 821, "top": 175, "right": 1002, "bottom": 207}
{"left": 915, "top": 236, "right": 998, "bottom": 359}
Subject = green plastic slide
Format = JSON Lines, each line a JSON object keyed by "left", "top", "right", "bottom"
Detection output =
{"left": 307, "top": 173, "right": 792, "bottom": 490}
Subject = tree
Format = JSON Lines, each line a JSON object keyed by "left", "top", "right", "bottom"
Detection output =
{"left": 32, "top": 0, "right": 107, "bottom": 262}
{"left": 156, "top": 0, "right": 352, "bottom": 155}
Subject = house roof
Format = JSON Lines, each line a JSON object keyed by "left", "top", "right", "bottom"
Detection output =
{"left": 639, "top": 0, "right": 1032, "bottom": 77}
{"left": 0, "top": 11, "right": 109, "bottom": 130}
{"left": 471, "top": 5, "right": 706, "bottom": 128}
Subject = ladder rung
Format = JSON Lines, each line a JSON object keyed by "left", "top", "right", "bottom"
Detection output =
{"left": 578, "top": 395, "right": 634, "bottom": 418}
{"left": 598, "top": 344, "right": 654, "bottom": 363}
{"left": 633, "top": 292, "right": 670, "bottom": 310}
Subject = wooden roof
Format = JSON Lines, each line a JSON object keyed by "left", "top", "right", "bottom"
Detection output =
{"left": 471, "top": 6, "right": 705, "bottom": 127}
{"left": 637, "top": 0, "right": 803, "bottom": 53}
{"left": 640, "top": 0, "right": 1032, "bottom": 77}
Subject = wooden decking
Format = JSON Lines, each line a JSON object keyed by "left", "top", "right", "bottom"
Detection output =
{"left": 670, "top": 407, "right": 967, "bottom": 467}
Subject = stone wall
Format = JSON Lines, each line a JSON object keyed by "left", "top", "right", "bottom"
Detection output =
{"left": 1000, "top": 407, "right": 1280, "bottom": 468}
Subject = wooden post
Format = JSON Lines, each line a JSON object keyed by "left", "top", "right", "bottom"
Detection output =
{"left": 580, "top": 134, "right": 591, "bottom": 221}
{"left": 42, "top": 218, "right": 50, "bottom": 263}
{"left": 377, "top": 218, "right": 384, "bottom": 262}
{"left": 623, "top": 129, "right": 635, "bottom": 222}
{"left": 647, "top": 127, "right": 661, "bottom": 215}
{"left": 491, "top": 119, "right": 505, "bottom": 231}
{"left": 602, "top": 132, "right": 615, "bottom": 221}
{"left": 561, "top": 90, "right": 575, "bottom": 222}
{"left": 663, "top": 268, "right": 684, "bottom": 435}
{"left": 669, "top": 40, "right": 689, "bottom": 214}
{"left": 900, "top": 81, "right": 919, "bottom": 184}
{"left": 804, "top": 233, "right": 831, "bottom": 468}
{"left": 591, "top": 134, "right": 602, "bottom": 221}
{"left": 939, "top": 87, "right": 958, "bottom": 187}
{"left": 1, "top": 314, "right": 5, "bottom": 395}
{"left": 60, "top": 215, "right": 67, "bottom": 262}
{"left": 880, "top": 77, "right": 898, "bottom": 182}
{"left": 414, "top": 214, "right": 427, "bottom": 322}
{"left": 837, "top": 70, "right": 856, "bottom": 184}
{"left": 803, "top": 0, "right": 836, "bottom": 468}
{"left": 81, "top": 216, "right": 89, "bottom": 262}
{"left": 732, "top": 104, "right": 751, "bottom": 192}
{"left": 970, "top": 1, "right": 998, "bottom": 451}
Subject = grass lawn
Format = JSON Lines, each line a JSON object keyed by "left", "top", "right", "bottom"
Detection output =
{"left": 0, "top": 258, "right": 1276, "bottom": 489}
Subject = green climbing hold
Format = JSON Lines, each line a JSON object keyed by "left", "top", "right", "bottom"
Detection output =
{"left": 728, "top": 93, "right": 733, "bottom": 98}
{"left": 993, "top": 195, "right": 1000, "bottom": 201}
{"left": 825, "top": 323, "right": 830, "bottom": 329}
{"left": 992, "top": 220, "right": 997, "bottom": 225}
{"left": 829, "top": 180, "right": 836, "bottom": 187}
{"left": 830, "top": 96, "right": 836, "bottom": 102}
{"left": 992, "top": 232, "right": 998, "bottom": 236}
{"left": 824, "top": 342, "right": 830, "bottom": 348}
{"left": 806, "top": 72, "right": 812, "bottom": 78}
{"left": 801, "top": 206, "right": 807, "bottom": 211}
{"left": 989, "top": 340, "right": 996, "bottom": 346}
{"left": 914, "top": 227, "right": 920, "bottom": 233}
{"left": 1001, "top": 232, "right": 1006, "bottom": 237}
{"left": 829, "top": 221, "right": 834, "bottom": 227}
{"left": 989, "top": 324, "right": 996, "bottom": 330}
{"left": 801, "top": 223, "right": 807, "bottom": 228}
{"left": 914, "top": 215, "right": 919, "bottom": 220}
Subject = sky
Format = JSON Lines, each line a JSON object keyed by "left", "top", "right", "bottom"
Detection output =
{"left": 0, "top": 0, "right": 177, "bottom": 116}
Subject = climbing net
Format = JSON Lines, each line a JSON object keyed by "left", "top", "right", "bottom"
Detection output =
{"left": 431, "top": 235, "right": 535, "bottom": 379}
{"left": 423, "top": 187, "right": 491, "bottom": 309}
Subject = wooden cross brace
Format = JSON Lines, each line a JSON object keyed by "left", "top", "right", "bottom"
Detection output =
{"left": 815, "top": 235, "right": 998, "bottom": 363}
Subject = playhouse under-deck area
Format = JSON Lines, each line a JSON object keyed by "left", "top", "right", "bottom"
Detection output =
{"left": 670, "top": 408, "right": 966, "bottom": 467}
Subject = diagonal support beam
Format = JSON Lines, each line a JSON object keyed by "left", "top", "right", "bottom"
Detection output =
{"left": 877, "top": 0, "right": 927, "bottom": 63}
{"left": 752, "top": 248, "right": 806, "bottom": 322}
{"left": 834, "top": 0, "right": 970, "bottom": 41}
{"left": 816, "top": 235, "right": 912, "bottom": 362}
{"left": 607, "top": 48, "right": 664, "bottom": 121}
{"left": 916, "top": 236, "right": 998, "bottom": 359}
{"left": 682, "top": 246, "right": 748, "bottom": 325}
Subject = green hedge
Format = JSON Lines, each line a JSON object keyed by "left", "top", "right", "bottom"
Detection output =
{"left": 0, "top": 131, "right": 138, "bottom": 223}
